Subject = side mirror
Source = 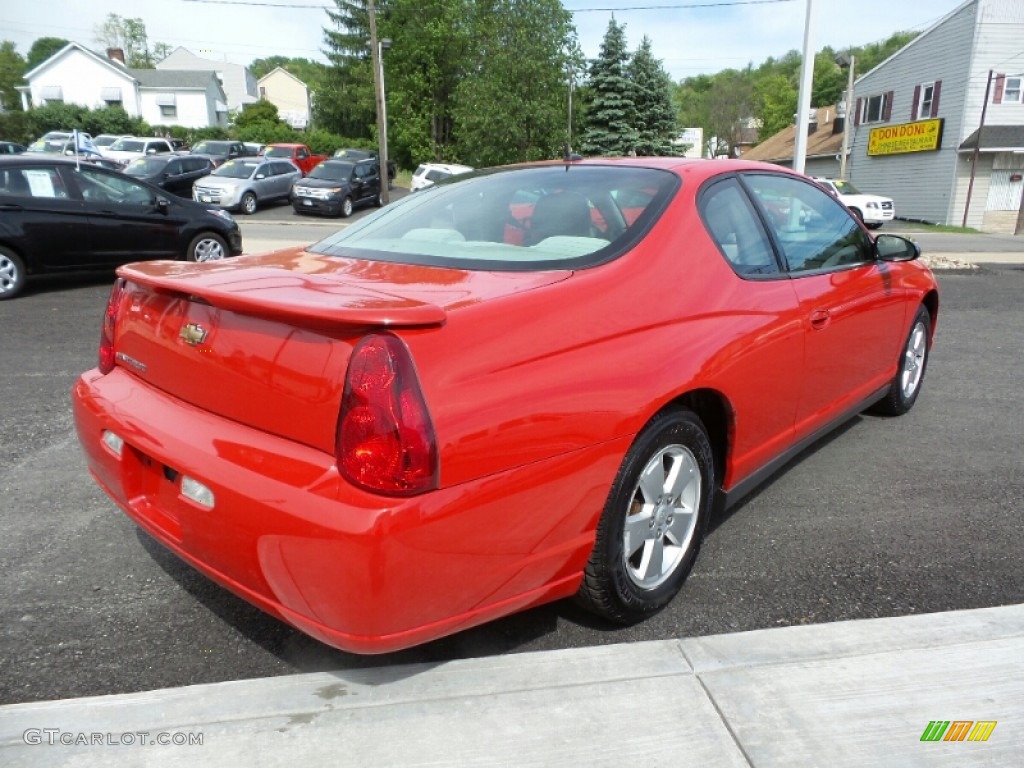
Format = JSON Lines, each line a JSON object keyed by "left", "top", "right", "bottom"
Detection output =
{"left": 155, "top": 197, "right": 170, "bottom": 213}
{"left": 255, "top": 173, "right": 266, "bottom": 180}
{"left": 875, "top": 234, "right": 920, "bottom": 262}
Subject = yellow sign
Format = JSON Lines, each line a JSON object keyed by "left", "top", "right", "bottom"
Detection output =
{"left": 868, "top": 118, "right": 944, "bottom": 156}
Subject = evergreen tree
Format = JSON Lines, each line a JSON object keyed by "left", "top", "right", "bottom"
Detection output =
{"left": 629, "top": 37, "right": 678, "bottom": 156}
{"left": 580, "top": 18, "right": 637, "bottom": 156}
{"left": 320, "top": 0, "right": 376, "bottom": 139}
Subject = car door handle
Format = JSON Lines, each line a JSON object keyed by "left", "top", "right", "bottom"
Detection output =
{"left": 809, "top": 309, "right": 831, "bottom": 330}
{"left": 0, "top": 203, "right": 24, "bottom": 211}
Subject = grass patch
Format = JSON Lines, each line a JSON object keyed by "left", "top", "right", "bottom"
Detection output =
{"left": 897, "top": 220, "right": 980, "bottom": 234}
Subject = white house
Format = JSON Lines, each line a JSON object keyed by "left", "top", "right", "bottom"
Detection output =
{"left": 847, "top": 0, "right": 1024, "bottom": 232}
{"left": 156, "top": 48, "right": 258, "bottom": 115}
{"left": 17, "top": 43, "right": 228, "bottom": 129}
{"left": 257, "top": 67, "right": 312, "bottom": 130}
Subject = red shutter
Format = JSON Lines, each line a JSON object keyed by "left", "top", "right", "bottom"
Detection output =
{"left": 931, "top": 80, "right": 941, "bottom": 117}
{"left": 911, "top": 85, "right": 921, "bottom": 120}
{"left": 883, "top": 91, "right": 894, "bottom": 121}
{"left": 994, "top": 74, "right": 1005, "bottom": 104}
{"left": 854, "top": 97, "right": 862, "bottom": 126}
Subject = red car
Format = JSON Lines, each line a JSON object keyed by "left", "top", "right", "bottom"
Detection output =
{"left": 72, "top": 158, "right": 938, "bottom": 653}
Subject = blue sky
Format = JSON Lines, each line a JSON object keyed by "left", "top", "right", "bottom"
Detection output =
{"left": 4, "top": 0, "right": 969, "bottom": 81}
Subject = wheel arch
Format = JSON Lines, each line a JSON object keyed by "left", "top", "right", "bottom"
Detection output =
{"left": 654, "top": 388, "right": 733, "bottom": 492}
{"left": 921, "top": 289, "right": 939, "bottom": 339}
{"left": 0, "top": 241, "right": 30, "bottom": 274}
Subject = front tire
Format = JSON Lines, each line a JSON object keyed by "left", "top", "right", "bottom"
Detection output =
{"left": 871, "top": 305, "right": 931, "bottom": 416}
{"left": 0, "top": 246, "right": 27, "bottom": 300}
{"left": 186, "top": 233, "right": 228, "bottom": 262}
{"left": 340, "top": 196, "right": 354, "bottom": 218}
{"left": 240, "top": 192, "right": 258, "bottom": 215}
{"left": 577, "top": 409, "right": 714, "bottom": 624}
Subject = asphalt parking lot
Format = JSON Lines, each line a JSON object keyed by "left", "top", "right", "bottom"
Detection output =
{"left": 1, "top": 241, "right": 1022, "bottom": 706}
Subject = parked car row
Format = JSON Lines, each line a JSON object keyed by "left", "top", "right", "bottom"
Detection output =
{"left": 0, "top": 155, "right": 242, "bottom": 300}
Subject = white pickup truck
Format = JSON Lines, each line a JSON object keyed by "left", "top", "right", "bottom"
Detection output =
{"left": 814, "top": 178, "right": 895, "bottom": 229}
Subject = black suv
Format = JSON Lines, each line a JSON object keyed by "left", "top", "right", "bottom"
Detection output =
{"left": 123, "top": 154, "right": 215, "bottom": 197}
{"left": 0, "top": 156, "right": 242, "bottom": 300}
{"left": 291, "top": 158, "right": 383, "bottom": 218}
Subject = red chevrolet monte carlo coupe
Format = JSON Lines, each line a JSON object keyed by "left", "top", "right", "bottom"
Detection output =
{"left": 73, "top": 158, "right": 938, "bottom": 653}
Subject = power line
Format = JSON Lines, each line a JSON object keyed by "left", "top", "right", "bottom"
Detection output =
{"left": 177, "top": 0, "right": 797, "bottom": 12}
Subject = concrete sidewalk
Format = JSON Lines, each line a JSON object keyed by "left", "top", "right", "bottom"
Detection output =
{"left": 2, "top": 604, "right": 1020, "bottom": 766}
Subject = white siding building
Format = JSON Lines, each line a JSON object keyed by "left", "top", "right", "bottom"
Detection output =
{"left": 156, "top": 48, "right": 258, "bottom": 115}
{"left": 848, "top": 0, "right": 1024, "bottom": 232}
{"left": 18, "top": 43, "right": 228, "bottom": 129}
{"left": 257, "top": 67, "right": 312, "bottom": 130}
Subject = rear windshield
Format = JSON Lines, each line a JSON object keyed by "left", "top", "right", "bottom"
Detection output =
{"left": 310, "top": 165, "right": 679, "bottom": 271}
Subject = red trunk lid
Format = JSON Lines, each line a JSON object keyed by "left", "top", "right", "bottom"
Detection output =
{"left": 111, "top": 249, "right": 569, "bottom": 452}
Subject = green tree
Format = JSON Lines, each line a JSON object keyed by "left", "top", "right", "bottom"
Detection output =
{"left": 581, "top": 18, "right": 638, "bottom": 156}
{"left": 754, "top": 73, "right": 797, "bottom": 138}
{"left": 377, "top": 0, "right": 470, "bottom": 166}
{"left": 628, "top": 37, "right": 678, "bottom": 155}
{"left": 320, "top": 0, "right": 375, "bottom": 139}
{"left": 452, "top": 0, "right": 580, "bottom": 166}
{"left": 94, "top": 14, "right": 159, "bottom": 68}
{"left": 0, "top": 41, "right": 26, "bottom": 112}
{"left": 234, "top": 99, "right": 283, "bottom": 129}
{"left": 26, "top": 37, "right": 68, "bottom": 71}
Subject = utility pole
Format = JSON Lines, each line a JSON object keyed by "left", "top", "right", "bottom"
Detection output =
{"left": 962, "top": 70, "right": 993, "bottom": 229}
{"left": 367, "top": 0, "right": 389, "bottom": 204}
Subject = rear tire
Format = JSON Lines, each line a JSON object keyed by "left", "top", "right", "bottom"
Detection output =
{"left": 871, "top": 305, "right": 931, "bottom": 416}
{"left": 576, "top": 409, "right": 714, "bottom": 624}
{"left": 240, "top": 192, "right": 258, "bottom": 215}
{"left": 0, "top": 246, "right": 27, "bottom": 300}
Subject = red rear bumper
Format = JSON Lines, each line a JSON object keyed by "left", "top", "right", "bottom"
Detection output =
{"left": 72, "top": 368, "right": 624, "bottom": 653}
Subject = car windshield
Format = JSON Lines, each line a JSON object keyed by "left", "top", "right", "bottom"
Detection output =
{"left": 125, "top": 157, "right": 168, "bottom": 174}
{"left": 334, "top": 149, "right": 370, "bottom": 159}
{"left": 310, "top": 164, "right": 679, "bottom": 271}
{"left": 193, "top": 141, "right": 231, "bottom": 156}
{"left": 832, "top": 180, "right": 861, "bottom": 195}
{"left": 213, "top": 159, "right": 260, "bottom": 179}
{"left": 264, "top": 147, "right": 294, "bottom": 159}
{"left": 109, "top": 139, "right": 146, "bottom": 152}
{"left": 307, "top": 162, "right": 352, "bottom": 181}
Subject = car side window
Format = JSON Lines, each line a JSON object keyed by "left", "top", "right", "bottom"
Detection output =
{"left": 165, "top": 160, "right": 182, "bottom": 175}
{"left": 0, "top": 167, "right": 68, "bottom": 199}
{"left": 699, "top": 178, "right": 780, "bottom": 276}
{"left": 76, "top": 168, "right": 157, "bottom": 206}
{"left": 743, "top": 174, "right": 873, "bottom": 273}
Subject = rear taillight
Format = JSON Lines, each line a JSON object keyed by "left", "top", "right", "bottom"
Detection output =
{"left": 337, "top": 334, "right": 438, "bottom": 496}
{"left": 98, "top": 279, "right": 126, "bottom": 374}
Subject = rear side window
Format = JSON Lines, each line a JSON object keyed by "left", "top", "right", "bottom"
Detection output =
{"left": 311, "top": 165, "right": 680, "bottom": 271}
{"left": 699, "top": 178, "right": 779, "bottom": 276}
{"left": 0, "top": 167, "right": 67, "bottom": 199}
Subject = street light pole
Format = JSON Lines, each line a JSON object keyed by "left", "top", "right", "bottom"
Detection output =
{"left": 839, "top": 54, "right": 855, "bottom": 180}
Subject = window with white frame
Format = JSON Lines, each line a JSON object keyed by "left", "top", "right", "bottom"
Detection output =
{"left": 918, "top": 83, "right": 935, "bottom": 116}
{"left": 159, "top": 104, "right": 177, "bottom": 118}
{"left": 1005, "top": 77, "right": 1022, "bottom": 103}
{"left": 861, "top": 93, "right": 888, "bottom": 124}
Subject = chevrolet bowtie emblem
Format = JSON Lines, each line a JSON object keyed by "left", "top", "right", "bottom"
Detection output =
{"left": 179, "top": 323, "right": 208, "bottom": 346}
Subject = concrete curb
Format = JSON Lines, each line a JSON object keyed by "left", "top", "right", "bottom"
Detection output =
{"left": 2, "top": 604, "right": 1020, "bottom": 766}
